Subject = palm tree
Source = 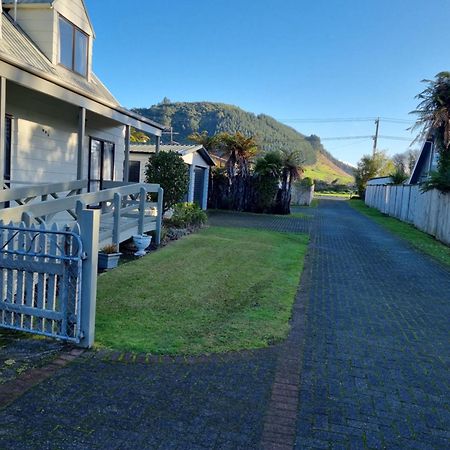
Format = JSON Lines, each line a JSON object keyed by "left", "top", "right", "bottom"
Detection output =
{"left": 254, "top": 151, "right": 283, "bottom": 178}
{"left": 216, "top": 132, "right": 259, "bottom": 210}
{"left": 275, "top": 149, "right": 304, "bottom": 214}
{"left": 412, "top": 72, "right": 450, "bottom": 190}
{"left": 187, "top": 131, "right": 218, "bottom": 152}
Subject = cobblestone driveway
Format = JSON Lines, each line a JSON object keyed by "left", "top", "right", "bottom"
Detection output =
{"left": 294, "top": 200, "right": 450, "bottom": 449}
{"left": 0, "top": 200, "right": 449, "bottom": 449}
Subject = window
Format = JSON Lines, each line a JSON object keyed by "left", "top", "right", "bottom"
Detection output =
{"left": 89, "top": 138, "right": 115, "bottom": 192}
{"left": 59, "top": 16, "right": 88, "bottom": 76}
{"left": 128, "top": 161, "right": 141, "bottom": 183}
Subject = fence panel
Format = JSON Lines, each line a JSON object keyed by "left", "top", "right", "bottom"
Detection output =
{"left": 365, "top": 184, "right": 450, "bottom": 245}
{"left": 0, "top": 221, "right": 83, "bottom": 342}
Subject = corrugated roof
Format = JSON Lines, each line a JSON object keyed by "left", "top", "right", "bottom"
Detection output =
{"left": 131, "top": 144, "right": 215, "bottom": 166}
{"left": 131, "top": 144, "right": 203, "bottom": 154}
{"left": 0, "top": 13, "right": 119, "bottom": 105}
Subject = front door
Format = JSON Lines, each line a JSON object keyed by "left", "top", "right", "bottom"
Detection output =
{"left": 89, "top": 138, "right": 115, "bottom": 192}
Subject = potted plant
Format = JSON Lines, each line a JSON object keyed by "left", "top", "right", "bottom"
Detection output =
{"left": 132, "top": 234, "right": 152, "bottom": 256}
{"left": 98, "top": 244, "right": 122, "bottom": 270}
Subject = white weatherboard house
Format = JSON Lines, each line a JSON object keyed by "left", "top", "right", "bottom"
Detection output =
{"left": 0, "top": 0, "right": 166, "bottom": 247}
{"left": 130, "top": 144, "right": 215, "bottom": 210}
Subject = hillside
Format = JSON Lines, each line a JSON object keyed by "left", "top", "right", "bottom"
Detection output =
{"left": 134, "top": 101, "right": 354, "bottom": 183}
{"left": 303, "top": 153, "right": 354, "bottom": 184}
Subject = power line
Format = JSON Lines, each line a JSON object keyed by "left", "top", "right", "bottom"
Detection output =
{"left": 280, "top": 117, "right": 412, "bottom": 124}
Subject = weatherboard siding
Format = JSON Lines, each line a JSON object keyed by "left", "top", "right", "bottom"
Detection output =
{"left": 6, "top": 82, "right": 125, "bottom": 184}
{"left": 13, "top": 8, "right": 57, "bottom": 63}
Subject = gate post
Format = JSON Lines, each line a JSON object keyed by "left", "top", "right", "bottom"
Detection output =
{"left": 79, "top": 209, "right": 100, "bottom": 348}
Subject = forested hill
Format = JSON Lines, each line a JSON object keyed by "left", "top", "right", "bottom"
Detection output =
{"left": 133, "top": 101, "right": 354, "bottom": 179}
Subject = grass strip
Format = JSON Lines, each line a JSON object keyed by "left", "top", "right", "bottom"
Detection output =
{"left": 96, "top": 226, "right": 309, "bottom": 355}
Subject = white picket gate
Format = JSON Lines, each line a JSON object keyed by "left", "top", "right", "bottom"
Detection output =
{"left": 0, "top": 209, "right": 99, "bottom": 347}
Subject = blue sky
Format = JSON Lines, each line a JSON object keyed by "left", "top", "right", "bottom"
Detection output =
{"left": 86, "top": 0, "right": 450, "bottom": 165}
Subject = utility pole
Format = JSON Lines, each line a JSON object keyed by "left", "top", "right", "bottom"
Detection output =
{"left": 161, "top": 127, "right": 179, "bottom": 144}
{"left": 373, "top": 117, "right": 380, "bottom": 156}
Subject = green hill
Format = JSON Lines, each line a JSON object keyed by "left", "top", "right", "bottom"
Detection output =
{"left": 133, "top": 101, "right": 354, "bottom": 183}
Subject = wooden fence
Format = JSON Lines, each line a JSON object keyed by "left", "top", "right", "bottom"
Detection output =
{"left": 365, "top": 184, "right": 450, "bottom": 245}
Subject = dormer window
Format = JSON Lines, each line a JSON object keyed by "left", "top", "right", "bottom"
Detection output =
{"left": 59, "top": 15, "right": 88, "bottom": 77}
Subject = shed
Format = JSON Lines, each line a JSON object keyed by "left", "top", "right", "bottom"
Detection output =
{"left": 129, "top": 144, "right": 215, "bottom": 210}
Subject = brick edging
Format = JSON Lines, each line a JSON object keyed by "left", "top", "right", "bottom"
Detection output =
{"left": 260, "top": 247, "right": 313, "bottom": 449}
{"left": 0, "top": 347, "right": 85, "bottom": 409}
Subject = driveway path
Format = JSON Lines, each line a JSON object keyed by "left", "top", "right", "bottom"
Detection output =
{"left": 0, "top": 200, "right": 448, "bottom": 449}
{"left": 293, "top": 200, "right": 450, "bottom": 449}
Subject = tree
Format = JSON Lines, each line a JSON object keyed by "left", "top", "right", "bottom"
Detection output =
{"left": 188, "top": 131, "right": 218, "bottom": 152}
{"left": 354, "top": 151, "right": 393, "bottom": 198}
{"left": 130, "top": 127, "right": 150, "bottom": 143}
{"left": 253, "top": 152, "right": 283, "bottom": 212}
{"left": 274, "top": 149, "right": 304, "bottom": 214}
{"left": 145, "top": 152, "right": 189, "bottom": 213}
{"left": 216, "top": 132, "right": 259, "bottom": 210}
{"left": 412, "top": 71, "right": 450, "bottom": 191}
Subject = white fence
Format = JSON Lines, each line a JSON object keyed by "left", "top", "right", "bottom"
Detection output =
{"left": 0, "top": 209, "right": 99, "bottom": 348}
{"left": 365, "top": 184, "right": 450, "bottom": 245}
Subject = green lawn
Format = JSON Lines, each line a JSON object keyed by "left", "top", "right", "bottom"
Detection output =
{"left": 350, "top": 199, "right": 450, "bottom": 268}
{"left": 96, "top": 226, "right": 309, "bottom": 355}
{"left": 315, "top": 192, "right": 353, "bottom": 198}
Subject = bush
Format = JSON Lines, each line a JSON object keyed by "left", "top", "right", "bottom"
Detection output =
{"left": 251, "top": 175, "right": 279, "bottom": 213}
{"left": 299, "top": 177, "right": 314, "bottom": 187}
{"left": 390, "top": 169, "right": 408, "bottom": 185}
{"left": 422, "top": 169, "right": 450, "bottom": 193}
{"left": 167, "top": 203, "right": 208, "bottom": 228}
{"left": 145, "top": 152, "right": 190, "bottom": 212}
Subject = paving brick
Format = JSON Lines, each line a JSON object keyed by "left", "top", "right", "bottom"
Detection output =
{"left": 293, "top": 200, "right": 450, "bottom": 449}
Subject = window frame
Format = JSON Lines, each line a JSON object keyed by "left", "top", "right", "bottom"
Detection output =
{"left": 58, "top": 14, "right": 89, "bottom": 77}
{"left": 88, "top": 137, "right": 116, "bottom": 192}
{"left": 128, "top": 160, "right": 141, "bottom": 183}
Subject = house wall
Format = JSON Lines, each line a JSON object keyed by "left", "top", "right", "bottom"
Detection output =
{"left": 365, "top": 184, "right": 450, "bottom": 245}
{"left": 6, "top": 82, "right": 124, "bottom": 185}
{"left": 12, "top": 0, "right": 93, "bottom": 73}
{"left": 13, "top": 7, "right": 57, "bottom": 63}
{"left": 182, "top": 152, "right": 210, "bottom": 169}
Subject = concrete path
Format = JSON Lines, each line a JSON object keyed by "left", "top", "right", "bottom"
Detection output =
{"left": 0, "top": 200, "right": 448, "bottom": 449}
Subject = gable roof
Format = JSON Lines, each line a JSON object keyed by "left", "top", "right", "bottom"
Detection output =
{"left": 130, "top": 143, "right": 215, "bottom": 166}
{"left": 0, "top": 12, "right": 115, "bottom": 103}
{"left": 0, "top": 12, "right": 164, "bottom": 132}
{"left": 3, "top": 0, "right": 95, "bottom": 38}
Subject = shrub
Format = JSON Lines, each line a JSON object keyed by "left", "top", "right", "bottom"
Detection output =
{"left": 299, "top": 177, "right": 314, "bottom": 187}
{"left": 251, "top": 175, "right": 279, "bottom": 213}
{"left": 145, "top": 152, "right": 190, "bottom": 212}
{"left": 167, "top": 203, "right": 208, "bottom": 228}
{"left": 100, "top": 244, "right": 119, "bottom": 254}
{"left": 422, "top": 169, "right": 450, "bottom": 193}
{"left": 390, "top": 169, "right": 408, "bottom": 185}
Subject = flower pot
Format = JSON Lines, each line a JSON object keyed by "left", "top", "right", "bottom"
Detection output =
{"left": 132, "top": 234, "right": 152, "bottom": 257}
{"left": 98, "top": 252, "right": 122, "bottom": 270}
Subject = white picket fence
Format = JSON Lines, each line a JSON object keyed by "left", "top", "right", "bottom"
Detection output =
{"left": 365, "top": 184, "right": 450, "bottom": 245}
